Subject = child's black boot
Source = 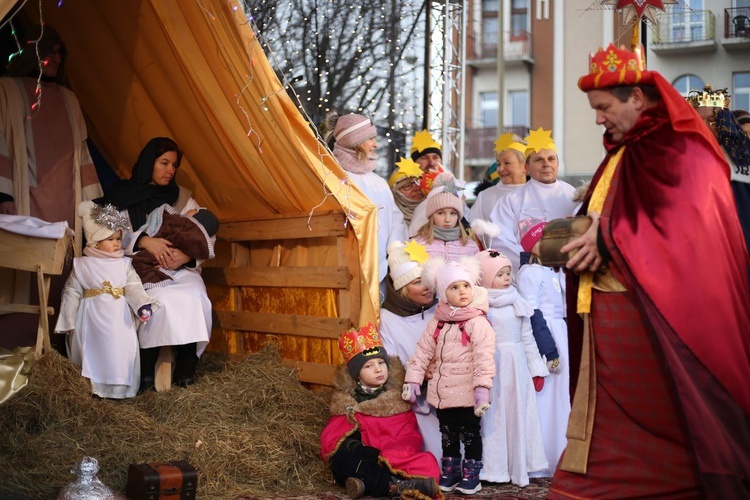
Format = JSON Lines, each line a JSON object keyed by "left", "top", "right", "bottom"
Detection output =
{"left": 455, "top": 458, "right": 483, "bottom": 494}
{"left": 345, "top": 477, "right": 365, "bottom": 498}
{"left": 388, "top": 475, "right": 438, "bottom": 498}
{"left": 438, "top": 456, "right": 462, "bottom": 492}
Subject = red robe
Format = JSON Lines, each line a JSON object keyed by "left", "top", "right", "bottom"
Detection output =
{"left": 552, "top": 74, "right": 750, "bottom": 499}
{"left": 320, "top": 358, "right": 440, "bottom": 481}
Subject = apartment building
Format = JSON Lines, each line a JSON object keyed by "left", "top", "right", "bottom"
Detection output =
{"left": 463, "top": 0, "right": 750, "bottom": 182}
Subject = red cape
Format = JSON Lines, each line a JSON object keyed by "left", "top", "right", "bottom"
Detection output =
{"left": 320, "top": 358, "right": 440, "bottom": 482}
{"left": 320, "top": 411, "right": 440, "bottom": 480}
{"left": 571, "top": 74, "right": 750, "bottom": 496}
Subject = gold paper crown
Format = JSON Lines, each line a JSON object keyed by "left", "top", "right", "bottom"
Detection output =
{"left": 410, "top": 129, "right": 442, "bottom": 154}
{"left": 338, "top": 323, "right": 384, "bottom": 364}
{"left": 686, "top": 85, "right": 730, "bottom": 109}
{"left": 388, "top": 157, "right": 423, "bottom": 188}
{"left": 493, "top": 132, "right": 526, "bottom": 154}
{"left": 524, "top": 127, "right": 556, "bottom": 157}
{"left": 578, "top": 43, "right": 653, "bottom": 91}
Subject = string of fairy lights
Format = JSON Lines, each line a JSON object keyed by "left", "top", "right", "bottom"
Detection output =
{"left": 243, "top": 0, "right": 425, "bottom": 164}
{"left": 231, "top": 0, "right": 432, "bottom": 226}
{"left": 0, "top": 0, "right": 429, "bottom": 227}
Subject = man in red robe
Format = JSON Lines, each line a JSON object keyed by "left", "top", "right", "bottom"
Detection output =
{"left": 548, "top": 44, "right": 750, "bottom": 499}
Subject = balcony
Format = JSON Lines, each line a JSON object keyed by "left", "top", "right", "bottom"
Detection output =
{"left": 464, "top": 126, "right": 530, "bottom": 165}
{"left": 651, "top": 9, "right": 717, "bottom": 55}
{"left": 468, "top": 31, "right": 533, "bottom": 68}
{"left": 722, "top": 7, "right": 750, "bottom": 52}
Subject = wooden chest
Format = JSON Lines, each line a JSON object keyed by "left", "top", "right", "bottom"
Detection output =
{"left": 125, "top": 460, "right": 198, "bottom": 499}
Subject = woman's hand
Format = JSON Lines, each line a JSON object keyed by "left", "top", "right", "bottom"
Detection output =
{"left": 139, "top": 236, "right": 174, "bottom": 266}
{"left": 161, "top": 248, "right": 190, "bottom": 270}
{"left": 560, "top": 211, "right": 602, "bottom": 273}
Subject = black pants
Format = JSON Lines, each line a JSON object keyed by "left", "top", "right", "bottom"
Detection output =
{"left": 330, "top": 447, "right": 391, "bottom": 496}
{"left": 436, "top": 406, "right": 483, "bottom": 461}
{"left": 140, "top": 343, "right": 198, "bottom": 381}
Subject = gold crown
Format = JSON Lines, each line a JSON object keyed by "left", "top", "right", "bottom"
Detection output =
{"left": 338, "top": 323, "right": 383, "bottom": 364}
{"left": 686, "top": 85, "right": 730, "bottom": 109}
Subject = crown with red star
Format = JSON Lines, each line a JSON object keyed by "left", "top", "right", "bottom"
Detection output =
{"left": 578, "top": 43, "right": 655, "bottom": 92}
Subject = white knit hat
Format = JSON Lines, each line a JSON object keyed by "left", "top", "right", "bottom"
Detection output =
{"left": 387, "top": 240, "right": 425, "bottom": 290}
{"left": 78, "top": 201, "right": 131, "bottom": 247}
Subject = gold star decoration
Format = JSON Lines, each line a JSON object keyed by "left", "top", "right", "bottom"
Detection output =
{"left": 494, "top": 132, "right": 516, "bottom": 153}
{"left": 404, "top": 240, "right": 430, "bottom": 264}
{"left": 524, "top": 127, "right": 556, "bottom": 154}
{"left": 394, "top": 157, "right": 424, "bottom": 179}
{"left": 411, "top": 129, "right": 442, "bottom": 153}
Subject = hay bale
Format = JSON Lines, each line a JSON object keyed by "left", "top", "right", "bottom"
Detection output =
{"left": 0, "top": 346, "right": 335, "bottom": 499}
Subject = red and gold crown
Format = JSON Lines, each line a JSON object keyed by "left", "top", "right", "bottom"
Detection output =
{"left": 338, "top": 323, "right": 383, "bottom": 364}
{"left": 418, "top": 166, "right": 445, "bottom": 196}
{"left": 578, "top": 43, "right": 654, "bottom": 92}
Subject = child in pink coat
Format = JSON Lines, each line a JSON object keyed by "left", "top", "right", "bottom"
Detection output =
{"left": 403, "top": 256, "right": 496, "bottom": 495}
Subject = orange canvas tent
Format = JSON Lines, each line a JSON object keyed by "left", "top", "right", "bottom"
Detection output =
{"left": 0, "top": 0, "right": 381, "bottom": 384}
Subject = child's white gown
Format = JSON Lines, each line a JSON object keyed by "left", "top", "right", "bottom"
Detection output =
{"left": 57, "top": 256, "right": 154, "bottom": 398}
{"left": 481, "top": 287, "right": 549, "bottom": 486}
{"left": 516, "top": 263, "right": 570, "bottom": 474}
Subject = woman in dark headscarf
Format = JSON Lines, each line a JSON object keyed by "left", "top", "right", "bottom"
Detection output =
{"left": 102, "top": 137, "right": 212, "bottom": 391}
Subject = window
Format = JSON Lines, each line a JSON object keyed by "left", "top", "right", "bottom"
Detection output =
{"left": 734, "top": 72, "right": 750, "bottom": 113}
{"left": 482, "top": 0, "right": 498, "bottom": 12}
{"left": 670, "top": 0, "right": 705, "bottom": 42}
{"left": 672, "top": 74, "right": 705, "bottom": 97}
{"left": 483, "top": 17, "right": 498, "bottom": 49}
{"left": 480, "top": 92, "right": 498, "bottom": 128}
{"left": 507, "top": 90, "right": 528, "bottom": 127}
{"left": 511, "top": 0, "right": 528, "bottom": 38}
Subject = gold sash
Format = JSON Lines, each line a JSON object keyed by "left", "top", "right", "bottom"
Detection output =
{"left": 577, "top": 147, "right": 625, "bottom": 314}
{"left": 561, "top": 148, "right": 627, "bottom": 474}
{"left": 82, "top": 281, "right": 125, "bottom": 299}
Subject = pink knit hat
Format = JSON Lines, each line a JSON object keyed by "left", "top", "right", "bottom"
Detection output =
{"left": 476, "top": 250, "right": 512, "bottom": 288}
{"left": 520, "top": 221, "right": 547, "bottom": 253}
{"left": 333, "top": 114, "right": 377, "bottom": 149}
{"left": 425, "top": 186, "right": 463, "bottom": 219}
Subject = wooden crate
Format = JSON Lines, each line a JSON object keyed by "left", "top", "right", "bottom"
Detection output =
{"left": 203, "top": 211, "right": 360, "bottom": 386}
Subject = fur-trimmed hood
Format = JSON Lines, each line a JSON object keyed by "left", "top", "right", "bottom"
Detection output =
{"left": 329, "top": 356, "right": 411, "bottom": 423}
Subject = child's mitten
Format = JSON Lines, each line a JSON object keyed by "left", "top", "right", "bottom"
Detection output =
{"left": 547, "top": 357, "right": 562, "bottom": 374}
{"left": 474, "top": 386, "right": 490, "bottom": 417}
{"left": 533, "top": 376, "right": 545, "bottom": 392}
{"left": 138, "top": 305, "right": 152, "bottom": 322}
{"left": 402, "top": 382, "right": 421, "bottom": 403}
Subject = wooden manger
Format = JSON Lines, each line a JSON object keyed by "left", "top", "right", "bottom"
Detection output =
{"left": 0, "top": 228, "right": 71, "bottom": 356}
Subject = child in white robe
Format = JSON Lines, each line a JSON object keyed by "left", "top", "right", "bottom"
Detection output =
{"left": 516, "top": 218, "right": 569, "bottom": 475}
{"left": 55, "top": 201, "right": 158, "bottom": 399}
{"left": 475, "top": 249, "right": 549, "bottom": 487}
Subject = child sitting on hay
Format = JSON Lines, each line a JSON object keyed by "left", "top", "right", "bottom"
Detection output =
{"left": 320, "top": 323, "right": 440, "bottom": 499}
{"left": 55, "top": 201, "right": 158, "bottom": 399}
